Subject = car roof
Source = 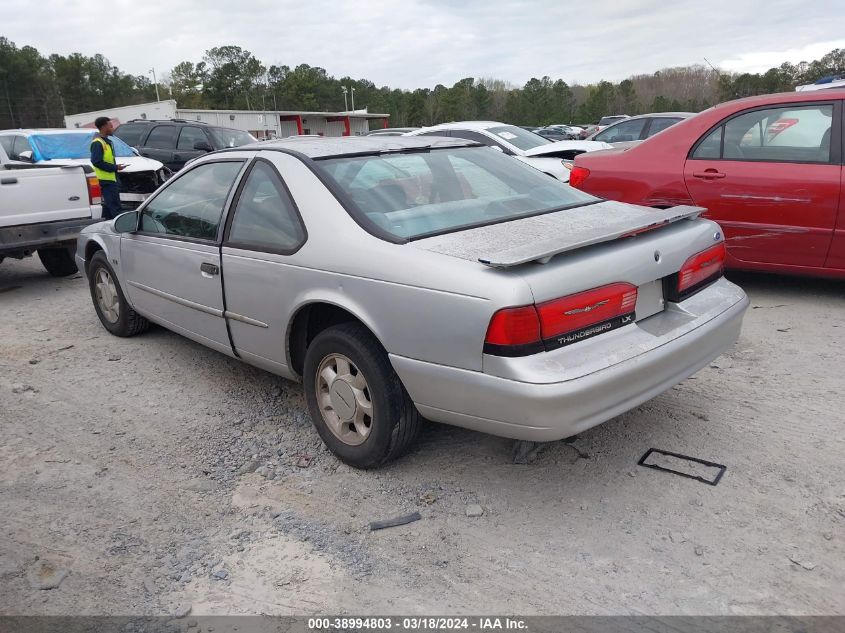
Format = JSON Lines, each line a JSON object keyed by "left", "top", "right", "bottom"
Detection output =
{"left": 415, "top": 121, "right": 512, "bottom": 133}
{"left": 231, "top": 135, "right": 476, "bottom": 159}
{"left": 713, "top": 88, "right": 845, "bottom": 110}
{"left": 0, "top": 128, "right": 94, "bottom": 135}
{"left": 119, "top": 119, "right": 246, "bottom": 132}
{"left": 622, "top": 112, "right": 697, "bottom": 120}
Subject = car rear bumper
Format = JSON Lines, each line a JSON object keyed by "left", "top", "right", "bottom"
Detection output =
{"left": 390, "top": 283, "right": 748, "bottom": 442}
{"left": 0, "top": 217, "right": 97, "bottom": 256}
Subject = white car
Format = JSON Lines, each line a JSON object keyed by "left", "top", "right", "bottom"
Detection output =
{"left": 0, "top": 129, "right": 170, "bottom": 208}
{"left": 406, "top": 122, "right": 612, "bottom": 182}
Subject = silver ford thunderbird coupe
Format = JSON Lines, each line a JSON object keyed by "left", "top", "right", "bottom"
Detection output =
{"left": 76, "top": 136, "right": 748, "bottom": 468}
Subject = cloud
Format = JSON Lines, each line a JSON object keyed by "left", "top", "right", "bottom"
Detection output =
{"left": 718, "top": 39, "right": 845, "bottom": 74}
{"left": 2, "top": 0, "right": 842, "bottom": 91}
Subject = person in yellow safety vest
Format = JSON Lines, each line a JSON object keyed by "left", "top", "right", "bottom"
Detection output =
{"left": 90, "top": 116, "right": 126, "bottom": 220}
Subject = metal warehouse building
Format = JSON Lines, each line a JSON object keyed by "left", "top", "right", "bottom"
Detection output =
{"left": 64, "top": 100, "right": 390, "bottom": 138}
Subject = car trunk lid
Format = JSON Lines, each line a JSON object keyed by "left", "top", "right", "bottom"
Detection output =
{"left": 411, "top": 201, "right": 704, "bottom": 268}
{"left": 522, "top": 140, "right": 613, "bottom": 159}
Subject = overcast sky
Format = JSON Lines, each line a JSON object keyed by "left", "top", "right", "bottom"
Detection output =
{"left": 4, "top": 0, "right": 843, "bottom": 90}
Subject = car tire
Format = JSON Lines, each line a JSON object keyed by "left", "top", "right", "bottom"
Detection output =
{"left": 87, "top": 251, "right": 149, "bottom": 337}
{"left": 38, "top": 245, "right": 78, "bottom": 277}
{"left": 303, "top": 322, "right": 423, "bottom": 469}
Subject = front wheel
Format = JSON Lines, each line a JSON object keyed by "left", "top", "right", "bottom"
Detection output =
{"left": 38, "top": 245, "right": 78, "bottom": 277}
{"left": 303, "top": 323, "right": 422, "bottom": 469}
{"left": 87, "top": 251, "right": 149, "bottom": 337}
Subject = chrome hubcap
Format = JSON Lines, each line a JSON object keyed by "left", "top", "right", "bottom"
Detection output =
{"left": 316, "top": 353, "right": 373, "bottom": 446}
{"left": 94, "top": 268, "right": 120, "bottom": 323}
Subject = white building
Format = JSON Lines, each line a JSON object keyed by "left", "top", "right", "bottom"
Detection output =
{"left": 64, "top": 101, "right": 390, "bottom": 137}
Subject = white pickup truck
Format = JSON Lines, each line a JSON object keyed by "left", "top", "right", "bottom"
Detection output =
{"left": 0, "top": 142, "right": 102, "bottom": 276}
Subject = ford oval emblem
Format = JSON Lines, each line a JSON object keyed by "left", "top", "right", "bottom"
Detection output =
{"left": 714, "top": 231, "right": 722, "bottom": 241}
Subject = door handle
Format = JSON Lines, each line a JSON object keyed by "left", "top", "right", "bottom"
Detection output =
{"left": 1, "top": 177, "right": 18, "bottom": 185}
{"left": 692, "top": 170, "right": 726, "bottom": 180}
{"left": 200, "top": 262, "right": 219, "bottom": 277}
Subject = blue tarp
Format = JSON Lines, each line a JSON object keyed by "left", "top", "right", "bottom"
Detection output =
{"left": 29, "top": 132, "right": 136, "bottom": 161}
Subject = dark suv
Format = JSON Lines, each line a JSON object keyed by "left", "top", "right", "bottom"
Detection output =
{"left": 114, "top": 119, "right": 256, "bottom": 172}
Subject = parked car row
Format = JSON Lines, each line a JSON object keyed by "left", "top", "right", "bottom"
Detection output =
{"left": 8, "top": 90, "right": 839, "bottom": 470}
{"left": 0, "top": 128, "right": 169, "bottom": 209}
{"left": 405, "top": 121, "right": 612, "bottom": 182}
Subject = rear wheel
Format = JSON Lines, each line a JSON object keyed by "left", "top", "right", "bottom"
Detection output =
{"left": 38, "top": 245, "right": 77, "bottom": 277}
{"left": 303, "top": 323, "right": 422, "bottom": 469}
{"left": 87, "top": 251, "right": 149, "bottom": 337}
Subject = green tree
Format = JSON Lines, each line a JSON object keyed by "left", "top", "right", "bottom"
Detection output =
{"left": 202, "top": 46, "right": 265, "bottom": 109}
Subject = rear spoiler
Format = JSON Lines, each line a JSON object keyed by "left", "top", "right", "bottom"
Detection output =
{"left": 478, "top": 205, "right": 705, "bottom": 268}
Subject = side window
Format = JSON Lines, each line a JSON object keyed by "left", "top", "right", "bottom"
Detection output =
{"left": 0, "top": 136, "right": 13, "bottom": 157}
{"left": 418, "top": 130, "right": 451, "bottom": 138}
{"left": 722, "top": 105, "right": 833, "bottom": 163}
{"left": 595, "top": 119, "right": 646, "bottom": 142}
{"left": 140, "top": 161, "right": 243, "bottom": 240}
{"left": 692, "top": 127, "right": 723, "bottom": 160}
{"left": 113, "top": 123, "right": 145, "bottom": 146}
{"left": 145, "top": 125, "right": 179, "bottom": 149}
{"left": 646, "top": 117, "right": 680, "bottom": 137}
{"left": 227, "top": 161, "right": 305, "bottom": 252}
{"left": 177, "top": 127, "right": 208, "bottom": 150}
{"left": 450, "top": 130, "right": 496, "bottom": 147}
{"left": 12, "top": 135, "right": 33, "bottom": 160}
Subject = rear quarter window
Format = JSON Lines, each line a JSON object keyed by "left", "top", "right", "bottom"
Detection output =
{"left": 145, "top": 125, "right": 179, "bottom": 149}
{"left": 114, "top": 123, "right": 147, "bottom": 146}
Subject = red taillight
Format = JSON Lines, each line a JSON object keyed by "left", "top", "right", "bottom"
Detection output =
{"left": 484, "top": 283, "right": 638, "bottom": 356}
{"left": 569, "top": 166, "right": 591, "bottom": 189}
{"left": 675, "top": 242, "right": 726, "bottom": 300}
{"left": 485, "top": 305, "right": 541, "bottom": 349}
{"left": 87, "top": 175, "right": 102, "bottom": 206}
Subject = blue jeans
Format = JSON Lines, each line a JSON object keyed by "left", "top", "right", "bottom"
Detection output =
{"left": 101, "top": 180, "right": 121, "bottom": 220}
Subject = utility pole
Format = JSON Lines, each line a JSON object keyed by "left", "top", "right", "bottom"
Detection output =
{"left": 341, "top": 86, "right": 349, "bottom": 111}
{"left": 149, "top": 68, "right": 160, "bottom": 101}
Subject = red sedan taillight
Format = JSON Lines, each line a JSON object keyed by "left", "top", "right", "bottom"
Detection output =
{"left": 484, "top": 283, "right": 638, "bottom": 356}
{"left": 569, "top": 166, "right": 591, "bottom": 189}
{"left": 668, "top": 242, "right": 726, "bottom": 301}
{"left": 87, "top": 175, "right": 102, "bottom": 206}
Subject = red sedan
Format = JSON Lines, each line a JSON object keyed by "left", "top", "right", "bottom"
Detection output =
{"left": 570, "top": 90, "right": 844, "bottom": 278}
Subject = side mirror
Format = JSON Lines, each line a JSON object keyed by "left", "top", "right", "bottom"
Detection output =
{"left": 113, "top": 210, "right": 139, "bottom": 233}
{"left": 193, "top": 141, "right": 214, "bottom": 152}
{"left": 489, "top": 145, "right": 504, "bottom": 153}
{"left": 17, "top": 150, "right": 33, "bottom": 162}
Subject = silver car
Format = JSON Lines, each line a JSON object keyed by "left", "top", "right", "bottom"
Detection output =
{"left": 76, "top": 136, "right": 748, "bottom": 468}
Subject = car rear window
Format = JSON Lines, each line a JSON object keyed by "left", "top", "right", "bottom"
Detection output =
{"left": 486, "top": 125, "right": 550, "bottom": 151}
{"left": 208, "top": 128, "right": 256, "bottom": 148}
{"left": 315, "top": 146, "right": 598, "bottom": 241}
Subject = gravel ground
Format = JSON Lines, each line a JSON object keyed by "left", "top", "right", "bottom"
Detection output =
{"left": 0, "top": 255, "right": 843, "bottom": 616}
